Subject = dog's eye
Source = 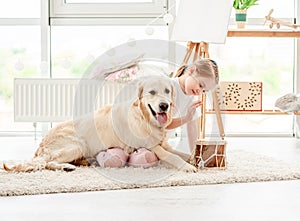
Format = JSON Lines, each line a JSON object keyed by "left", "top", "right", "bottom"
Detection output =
{"left": 149, "top": 90, "right": 156, "bottom": 95}
{"left": 165, "top": 88, "right": 170, "bottom": 94}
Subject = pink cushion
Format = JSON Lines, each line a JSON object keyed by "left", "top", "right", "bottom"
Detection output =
{"left": 96, "top": 147, "right": 128, "bottom": 168}
{"left": 128, "top": 148, "right": 159, "bottom": 168}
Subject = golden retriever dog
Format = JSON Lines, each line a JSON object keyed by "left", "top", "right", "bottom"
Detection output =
{"left": 3, "top": 76, "right": 197, "bottom": 173}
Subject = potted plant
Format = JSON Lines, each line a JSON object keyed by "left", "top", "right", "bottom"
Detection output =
{"left": 233, "top": 0, "right": 259, "bottom": 28}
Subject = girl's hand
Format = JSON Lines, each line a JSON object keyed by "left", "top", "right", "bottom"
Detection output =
{"left": 185, "top": 100, "right": 202, "bottom": 122}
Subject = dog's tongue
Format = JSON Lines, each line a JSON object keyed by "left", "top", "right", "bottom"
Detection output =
{"left": 157, "top": 113, "right": 168, "bottom": 124}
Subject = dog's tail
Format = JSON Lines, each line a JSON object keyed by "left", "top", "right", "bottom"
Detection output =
{"left": 2, "top": 157, "right": 47, "bottom": 172}
{"left": 2, "top": 157, "right": 78, "bottom": 172}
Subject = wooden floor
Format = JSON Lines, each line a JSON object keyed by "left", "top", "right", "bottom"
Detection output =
{"left": 0, "top": 136, "right": 300, "bottom": 221}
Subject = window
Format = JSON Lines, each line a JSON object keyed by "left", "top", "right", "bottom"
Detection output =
{"left": 0, "top": 0, "right": 171, "bottom": 135}
{"left": 51, "top": 25, "right": 168, "bottom": 78}
{"left": 206, "top": 37, "right": 296, "bottom": 135}
{"left": 66, "top": 0, "right": 153, "bottom": 3}
{"left": 0, "top": 0, "right": 41, "bottom": 134}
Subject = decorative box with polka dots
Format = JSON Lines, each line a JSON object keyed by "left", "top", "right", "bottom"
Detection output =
{"left": 215, "top": 82, "right": 263, "bottom": 111}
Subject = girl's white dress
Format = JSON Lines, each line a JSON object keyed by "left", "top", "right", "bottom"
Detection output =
{"left": 168, "top": 78, "right": 201, "bottom": 152}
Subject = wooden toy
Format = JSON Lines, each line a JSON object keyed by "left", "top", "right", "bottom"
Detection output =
{"left": 191, "top": 140, "right": 227, "bottom": 169}
{"left": 264, "top": 9, "right": 300, "bottom": 29}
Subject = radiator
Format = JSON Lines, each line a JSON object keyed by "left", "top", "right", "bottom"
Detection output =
{"left": 14, "top": 78, "right": 129, "bottom": 122}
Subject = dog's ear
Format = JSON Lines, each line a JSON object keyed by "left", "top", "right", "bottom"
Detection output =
{"left": 138, "top": 83, "right": 143, "bottom": 100}
{"left": 171, "top": 82, "right": 175, "bottom": 107}
{"left": 133, "top": 82, "right": 143, "bottom": 106}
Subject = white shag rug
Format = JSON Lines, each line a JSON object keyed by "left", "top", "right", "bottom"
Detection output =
{"left": 1, "top": 149, "right": 300, "bottom": 197}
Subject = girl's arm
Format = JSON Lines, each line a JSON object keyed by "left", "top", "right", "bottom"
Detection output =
{"left": 166, "top": 100, "right": 202, "bottom": 130}
{"left": 166, "top": 116, "right": 189, "bottom": 130}
{"left": 186, "top": 119, "right": 198, "bottom": 152}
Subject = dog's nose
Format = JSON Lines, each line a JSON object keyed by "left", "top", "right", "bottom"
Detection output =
{"left": 159, "top": 102, "right": 169, "bottom": 112}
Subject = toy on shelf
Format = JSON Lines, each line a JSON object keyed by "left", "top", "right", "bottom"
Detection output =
{"left": 275, "top": 93, "right": 300, "bottom": 113}
{"left": 264, "top": 9, "right": 300, "bottom": 29}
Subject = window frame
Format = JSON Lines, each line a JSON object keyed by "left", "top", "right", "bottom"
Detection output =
{"left": 50, "top": 0, "right": 167, "bottom": 18}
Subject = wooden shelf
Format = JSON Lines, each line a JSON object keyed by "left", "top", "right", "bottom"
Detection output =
{"left": 196, "top": 29, "right": 300, "bottom": 138}
{"left": 227, "top": 29, "right": 300, "bottom": 38}
{"left": 206, "top": 110, "right": 300, "bottom": 115}
{"left": 207, "top": 30, "right": 300, "bottom": 117}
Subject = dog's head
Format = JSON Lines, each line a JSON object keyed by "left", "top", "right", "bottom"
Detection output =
{"left": 135, "top": 76, "right": 174, "bottom": 128}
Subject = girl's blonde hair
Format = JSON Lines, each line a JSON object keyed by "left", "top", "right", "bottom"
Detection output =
{"left": 174, "top": 59, "right": 219, "bottom": 84}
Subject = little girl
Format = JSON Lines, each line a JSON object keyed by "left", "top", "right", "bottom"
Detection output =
{"left": 96, "top": 58, "right": 219, "bottom": 168}
{"left": 168, "top": 58, "right": 219, "bottom": 152}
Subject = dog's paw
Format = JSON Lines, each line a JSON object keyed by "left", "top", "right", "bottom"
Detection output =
{"left": 63, "top": 164, "right": 76, "bottom": 172}
{"left": 181, "top": 163, "right": 198, "bottom": 173}
{"left": 46, "top": 162, "right": 76, "bottom": 171}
